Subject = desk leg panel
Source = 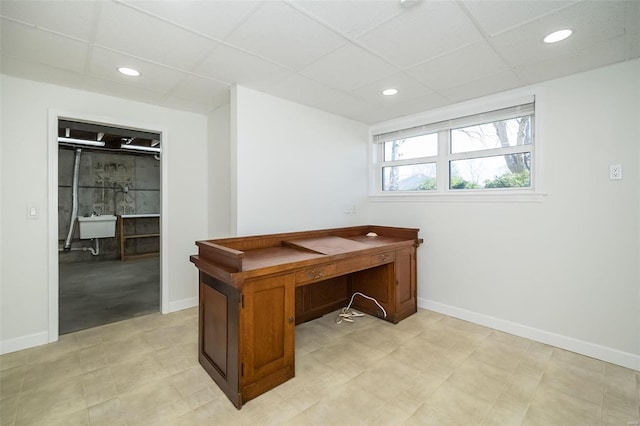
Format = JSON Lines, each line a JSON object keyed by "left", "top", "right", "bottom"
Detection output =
{"left": 199, "top": 273, "right": 241, "bottom": 408}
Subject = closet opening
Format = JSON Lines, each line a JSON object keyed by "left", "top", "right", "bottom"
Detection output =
{"left": 57, "top": 119, "right": 161, "bottom": 334}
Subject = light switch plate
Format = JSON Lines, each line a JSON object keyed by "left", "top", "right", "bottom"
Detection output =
{"left": 27, "top": 205, "right": 39, "bottom": 219}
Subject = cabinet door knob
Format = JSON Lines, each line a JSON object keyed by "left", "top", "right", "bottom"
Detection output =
{"left": 289, "top": 316, "right": 294, "bottom": 323}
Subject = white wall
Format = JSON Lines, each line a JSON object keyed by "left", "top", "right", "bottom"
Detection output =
{"left": 208, "top": 104, "right": 232, "bottom": 238}
{"left": 366, "top": 59, "right": 640, "bottom": 369}
{"left": 232, "top": 86, "right": 369, "bottom": 235}
{"left": 0, "top": 75, "right": 208, "bottom": 352}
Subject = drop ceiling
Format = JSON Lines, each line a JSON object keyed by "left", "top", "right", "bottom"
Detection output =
{"left": 1, "top": 0, "right": 638, "bottom": 124}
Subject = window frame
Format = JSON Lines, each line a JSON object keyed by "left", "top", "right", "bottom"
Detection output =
{"left": 369, "top": 92, "right": 545, "bottom": 202}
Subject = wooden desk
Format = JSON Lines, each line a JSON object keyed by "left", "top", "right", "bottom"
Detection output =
{"left": 190, "top": 225, "right": 422, "bottom": 409}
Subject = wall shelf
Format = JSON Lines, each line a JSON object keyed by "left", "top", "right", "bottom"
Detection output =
{"left": 118, "top": 214, "right": 160, "bottom": 261}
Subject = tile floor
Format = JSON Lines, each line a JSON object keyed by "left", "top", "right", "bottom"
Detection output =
{"left": 1, "top": 308, "right": 638, "bottom": 426}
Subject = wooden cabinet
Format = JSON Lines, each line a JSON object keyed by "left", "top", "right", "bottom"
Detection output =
{"left": 191, "top": 225, "right": 422, "bottom": 409}
{"left": 241, "top": 273, "right": 295, "bottom": 402}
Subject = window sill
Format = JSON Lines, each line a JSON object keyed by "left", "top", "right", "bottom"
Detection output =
{"left": 369, "top": 190, "right": 547, "bottom": 203}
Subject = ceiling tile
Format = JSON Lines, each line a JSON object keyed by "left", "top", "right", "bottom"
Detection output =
{"left": 0, "top": 19, "right": 89, "bottom": 73}
{"left": 462, "top": 0, "right": 575, "bottom": 37}
{"left": 0, "top": 55, "right": 86, "bottom": 89}
{"left": 121, "top": 0, "right": 261, "bottom": 40}
{"left": 224, "top": 2, "right": 347, "bottom": 70}
{"left": 356, "top": 92, "right": 451, "bottom": 124}
{"left": 490, "top": 1, "right": 627, "bottom": 68}
{"left": 264, "top": 74, "right": 346, "bottom": 108}
{"left": 312, "top": 92, "right": 375, "bottom": 122}
{"left": 161, "top": 93, "right": 228, "bottom": 115}
{"left": 512, "top": 35, "right": 627, "bottom": 84}
{"left": 357, "top": 1, "right": 483, "bottom": 69}
{"left": 95, "top": 1, "right": 217, "bottom": 71}
{"left": 0, "top": 0, "right": 100, "bottom": 41}
{"left": 350, "top": 72, "right": 434, "bottom": 104}
{"left": 166, "top": 74, "right": 230, "bottom": 111}
{"left": 292, "top": 0, "right": 404, "bottom": 38}
{"left": 89, "top": 47, "right": 187, "bottom": 94}
{"left": 406, "top": 41, "right": 514, "bottom": 91}
{"left": 300, "top": 44, "right": 398, "bottom": 92}
{"left": 194, "top": 45, "right": 291, "bottom": 92}
{"left": 438, "top": 71, "right": 522, "bottom": 104}
{"left": 81, "top": 76, "right": 166, "bottom": 107}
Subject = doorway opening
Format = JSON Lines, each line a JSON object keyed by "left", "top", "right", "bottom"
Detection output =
{"left": 57, "top": 119, "right": 161, "bottom": 334}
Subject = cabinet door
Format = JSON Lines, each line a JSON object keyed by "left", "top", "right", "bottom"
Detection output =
{"left": 240, "top": 273, "right": 295, "bottom": 402}
{"left": 199, "top": 273, "right": 241, "bottom": 408}
{"left": 395, "top": 246, "right": 417, "bottom": 321}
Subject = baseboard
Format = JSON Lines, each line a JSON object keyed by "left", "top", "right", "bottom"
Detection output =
{"left": 418, "top": 297, "right": 640, "bottom": 371}
{"left": 168, "top": 296, "right": 198, "bottom": 313}
{"left": 0, "top": 331, "right": 49, "bottom": 355}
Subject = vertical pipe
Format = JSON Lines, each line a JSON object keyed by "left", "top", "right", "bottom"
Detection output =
{"left": 63, "top": 148, "right": 82, "bottom": 250}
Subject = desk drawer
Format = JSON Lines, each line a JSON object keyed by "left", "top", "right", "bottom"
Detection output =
{"left": 296, "top": 264, "right": 336, "bottom": 284}
{"left": 371, "top": 251, "right": 395, "bottom": 265}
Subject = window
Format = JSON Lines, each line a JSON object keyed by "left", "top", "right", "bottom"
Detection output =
{"left": 373, "top": 102, "right": 535, "bottom": 195}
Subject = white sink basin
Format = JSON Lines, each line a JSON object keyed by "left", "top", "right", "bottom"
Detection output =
{"left": 77, "top": 215, "right": 117, "bottom": 239}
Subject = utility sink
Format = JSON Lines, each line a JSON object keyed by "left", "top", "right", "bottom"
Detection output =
{"left": 77, "top": 215, "right": 117, "bottom": 239}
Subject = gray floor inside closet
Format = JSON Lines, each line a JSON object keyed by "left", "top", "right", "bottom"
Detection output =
{"left": 59, "top": 257, "right": 160, "bottom": 334}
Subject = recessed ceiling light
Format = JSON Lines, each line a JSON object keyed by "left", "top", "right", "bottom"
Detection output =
{"left": 543, "top": 29, "right": 572, "bottom": 44}
{"left": 382, "top": 88, "right": 398, "bottom": 96}
{"left": 118, "top": 67, "right": 141, "bottom": 77}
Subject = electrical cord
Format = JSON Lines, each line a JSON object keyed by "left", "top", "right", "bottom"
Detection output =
{"left": 336, "top": 292, "right": 387, "bottom": 324}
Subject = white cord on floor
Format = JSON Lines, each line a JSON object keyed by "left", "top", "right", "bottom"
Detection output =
{"left": 336, "top": 292, "right": 387, "bottom": 324}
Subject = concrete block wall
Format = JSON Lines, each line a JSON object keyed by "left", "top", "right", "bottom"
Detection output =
{"left": 58, "top": 147, "right": 160, "bottom": 262}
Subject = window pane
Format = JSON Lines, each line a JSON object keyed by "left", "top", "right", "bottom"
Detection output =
{"left": 450, "top": 153, "right": 531, "bottom": 189}
{"left": 384, "top": 133, "right": 438, "bottom": 161}
{"left": 451, "top": 116, "right": 532, "bottom": 154}
{"left": 383, "top": 163, "right": 436, "bottom": 191}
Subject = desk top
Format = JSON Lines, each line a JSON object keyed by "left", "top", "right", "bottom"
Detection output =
{"left": 191, "top": 225, "right": 422, "bottom": 286}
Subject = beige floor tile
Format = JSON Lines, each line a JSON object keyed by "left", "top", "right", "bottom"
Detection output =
{"left": 285, "top": 382, "right": 388, "bottom": 425}
{"left": 402, "top": 403, "right": 461, "bottom": 426}
{"left": 601, "top": 406, "right": 640, "bottom": 426}
{"left": 0, "top": 352, "right": 27, "bottom": 372}
{"left": 0, "top": 366, "right": 24, "bottom": 398}
{"left": 168, "top": 366, "right": 216, "bottom": 400}
{"left": 23, "top": 408, "right": 89, "bottom": 426}
{"left": 109, "top": 354, "right": 170, "bottom": 393}
{"left": 514, "top": 345, "right": 553, "bottom": 379}
{"left": 549, "top": 347, "right": 606, "bottom": 374}
{"left": 422, "top": 380, "right": 495, "bottom": 425}
{"left": 504, "top": 371, "right": 542, "bottom": 403}
{"left": 117, "top": 378, "right": 187, "bottom": 422}
{"left": 87, "top": 398, "right": 126, "bottom": 426}
{"left": 82, "top": 367, "right": 117, "bottom": 407}
{"left": 154, "top": 342, "right": 200, "bottom": 375}
{"left": 21, "top": 352, "right": 84, "bottom": 393}
{"left": 0, "top": 395, "right": 18, "bottom": 426}
{"left": 541, "top": 358, "right": 605, "bottom": 405}
{"left": 486, "top": 329, "right": 534, "bottom": 350}
{"left": 603, "top": 386, "right": 640, "bottom": 418}
{"left": 349, "top": 357, "right": 418, "bottom": 400}
{"left": 347, "top": 323, "right": 417, "bottom": 354}
{"left": 446, "top": 356, "right": 512, "bottom": 403}
{"left": 2, "top": 307, "right": 638, "bottom": 426}
{"left": 468, "top": 339, "right": 527, "bottom": 373}
{"left": 103, "top": 334, "right": 155, "bottom": 364}
{"left": 400, "top": 335, "right": 471, "bottom": 369}
{"left": 481, "top": 392, "right": 530, "bottom": 426}
{"left": 23, "top": 334, "right": 79, "bottom": 365}
{"left": 15, "top": 376, "right": 86, "bottom": 425}
{"left": 523, "top": 381, "right": 601, "bottom": 426}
